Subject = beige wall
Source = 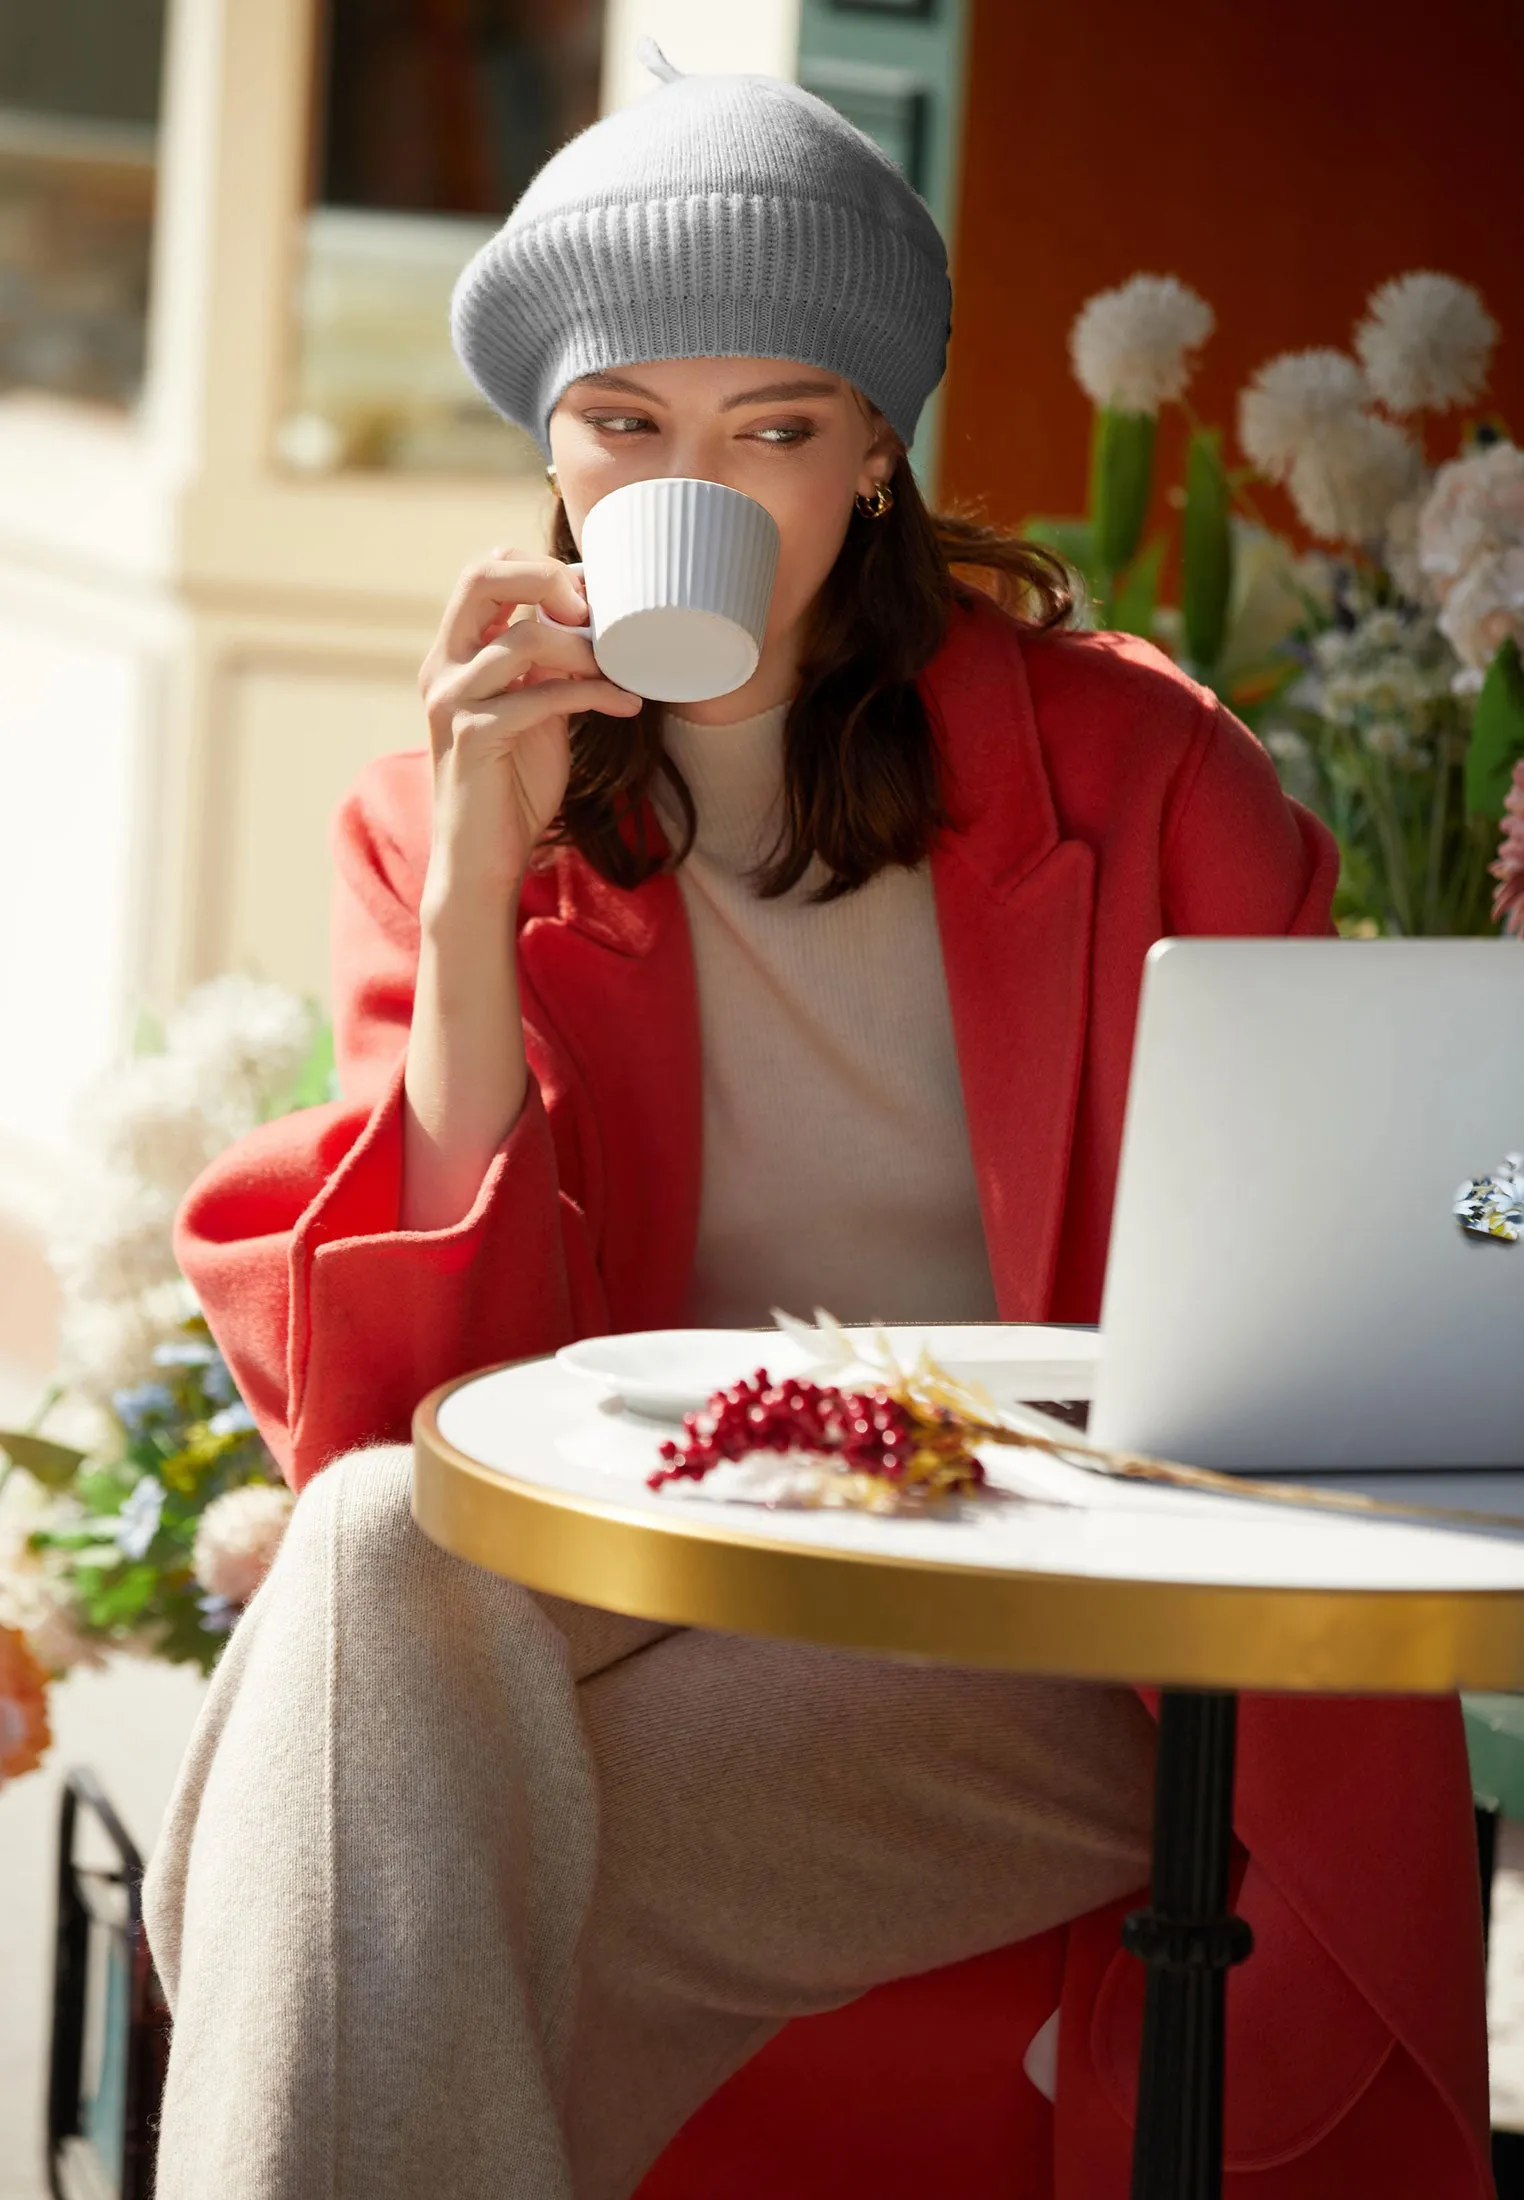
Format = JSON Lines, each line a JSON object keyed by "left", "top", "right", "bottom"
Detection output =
{"left": 0, "top": 0, "right": 803, "bottom": 1386}
{"left": 213, "top": 648, "right": 431, "bottom": 1002}
{"left": 601, "top": 0, "right": 800, "bottom": 108}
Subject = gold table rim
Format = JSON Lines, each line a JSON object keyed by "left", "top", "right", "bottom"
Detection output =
{"left": 413, "top": 1361, "right": 1524, "bottom": 1695}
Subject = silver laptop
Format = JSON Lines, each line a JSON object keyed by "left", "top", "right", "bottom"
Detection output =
{"left": 1089, "top": 939, "right": 1524, "bottom": 1472}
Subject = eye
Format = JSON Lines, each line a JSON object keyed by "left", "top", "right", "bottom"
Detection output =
{"left": 749, "top": 423, "right": 818, "bottom": 447}
{"left": 586, "top": 413, "right": 655, "bottom": 435}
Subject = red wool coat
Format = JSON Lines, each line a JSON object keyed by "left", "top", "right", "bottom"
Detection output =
{"left": 175, "top": 593, "right": 1490, "bottom": 2198}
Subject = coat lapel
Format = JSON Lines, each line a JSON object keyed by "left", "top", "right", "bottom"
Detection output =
{"left": 925, "top": 601, "right": 1096, "bottom": 1319}
{"left": 517, "top": 831, "right": 703, "bottom": 1332}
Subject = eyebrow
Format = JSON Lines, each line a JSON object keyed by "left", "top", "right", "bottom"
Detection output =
{"left": 720, "top": 378, "right": 841, "bottom": 411}
{"left": 573, "top": 371, "right": 842, "bottom": 410}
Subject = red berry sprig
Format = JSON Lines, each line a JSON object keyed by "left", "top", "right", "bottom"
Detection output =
{"left": 647, "top": 1367, "right": 988, "bottom": 1507}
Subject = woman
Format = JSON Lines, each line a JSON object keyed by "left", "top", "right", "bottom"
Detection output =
{"left": 143, "top": 51, "right": 1489, "bottom": 2200}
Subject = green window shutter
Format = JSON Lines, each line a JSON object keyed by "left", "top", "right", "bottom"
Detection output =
{"left": 796, "top": 0, "right": 969, "bottom": 493}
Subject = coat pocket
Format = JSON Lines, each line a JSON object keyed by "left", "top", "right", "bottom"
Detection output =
{"left": 1088, "top": 1859, "right": 1393, "bottom": 2168}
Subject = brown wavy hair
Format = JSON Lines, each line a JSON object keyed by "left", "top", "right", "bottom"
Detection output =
{"left": 545, "top": 453, "right": 1074, "bottom": 902}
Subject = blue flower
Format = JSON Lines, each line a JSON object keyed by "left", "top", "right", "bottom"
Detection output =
{"left": 196, "top": 1591, "right": 239, "bottom": 1635}
{"left": 114, "top": 1477, "right": 166, "bottom": 1561}
{"left": 152, "top": 1337, "right": 217, "bottom": 1370}
{"left": 201, "top": 1357, "right": 237, "bottom": 1407}
{"left": 111, "top": 1382, "right": 177, "bottom": 1438}
{"left": 207, "top": 1401, "right": 255, "bottom": 1438}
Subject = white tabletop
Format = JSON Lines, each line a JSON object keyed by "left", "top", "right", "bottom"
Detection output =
{"left": 435, "top": 1354, "right": 1524, "bottom": 1598}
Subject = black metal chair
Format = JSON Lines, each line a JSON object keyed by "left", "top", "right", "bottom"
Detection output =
{"left": 46, "top": 1767, "right": 171, "bottom": 2200}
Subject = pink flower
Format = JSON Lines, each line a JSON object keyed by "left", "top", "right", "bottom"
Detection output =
{"left": 191, "top": 1484, "right": 295, "bottom": 1605}
{"left": 1439, "top": 547, "right": 1524, "bottom": 677}
{"left": 1418, "top": 443, "right": 1524, "bottom": 598}
{"left": 1493, "top": 759, "right": 1524, "bottom": 938}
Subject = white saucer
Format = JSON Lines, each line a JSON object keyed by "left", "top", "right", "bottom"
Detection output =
{"left": 554, "top": 1324, "right": 1101, "bottom": 1425}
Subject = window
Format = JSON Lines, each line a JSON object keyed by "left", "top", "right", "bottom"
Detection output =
{"left": 280, "top": 0, "right": 606, "bottom": 477}
{"left": 0, "top": 0, "right": 166, "bottom": 409}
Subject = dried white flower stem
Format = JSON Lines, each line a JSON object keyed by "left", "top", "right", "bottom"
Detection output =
{"left": 977, "top": 1417, "right": 1524, "bottom": 1536}
{"left": 772, "top": 1309, "right": 1524, "bottom": 1537}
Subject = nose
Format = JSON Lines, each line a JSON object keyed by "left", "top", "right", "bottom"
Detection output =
{"left": 645, "top": 424, "right": 745, "bottom": 494}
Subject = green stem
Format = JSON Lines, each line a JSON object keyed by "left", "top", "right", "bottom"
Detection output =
{"left": 1440, "top": 813, "right": 1490, "bottom": 935}
{"left": 1422, "top": 753, "right": 1450, "bottom": 937}
{"left": 25, "top": 1380, "right": 63, "bottom": 1436}
{"left": 1365, "top": 754, "right": 1414, "bottom": 933}
{"left": 1465, "top": 818, "right": 1501, "bottom": 933}
{"left": 1194, "top": 413, "right": 1277, "bottom": 535}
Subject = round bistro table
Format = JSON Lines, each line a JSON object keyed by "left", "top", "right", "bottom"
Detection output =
{"left": 413, "top": 1348, "right": 1524, "bottom": 2200}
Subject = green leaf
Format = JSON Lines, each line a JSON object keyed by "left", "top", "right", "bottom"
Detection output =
{"left": 259, "top": 1013, "right": 338, "bottom": 1121}
{"left": 139, "top": 1571, "right": 235, "bottom": 1674}
{"left": 0, "top": 1428, "right": 87, "bottom": 1489}
{"left": 77, "top": 1466, "right": 132, "bottom": 1512}
{"left": 1110, "top": 535, "right": 1166, "bottom": 639}
{"left": 1466, "top": 637, "right": 1524, "bottom": 820}
{"left": 1089, "top": 408, "right": 1156, "bottom": 576}
{"left": 1020, "top": 514, "right": 1097, "bottom": 580}
{"left": 1181, "top": 427, "right": 1233, "bottom": 672}
{"left": 83, "top": 1562, "right": 159, "bottom": 1627}
{"left": 131, "top": 1003, "right": 167, "bottom": 1056}
{"left": 1018, "top": 515, "right": 1104, "bottom": 624}
{"left": 289, "top": 1019, "right": 337, "bottom": 1110}
{"left": 1223, "top": 656, "right": 1304, "bottom": 725}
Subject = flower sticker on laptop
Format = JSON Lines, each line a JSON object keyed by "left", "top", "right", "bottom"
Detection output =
{"left": 1454, "top": 1153, "right": 1524, "bottom": 1243}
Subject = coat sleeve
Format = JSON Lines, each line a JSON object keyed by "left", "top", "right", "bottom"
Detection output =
{"left": 1160, "top": 693, "right": 1340, "bottom": 938}
{"left": 172, "top": 754, "right": 605, "bottom": 1491}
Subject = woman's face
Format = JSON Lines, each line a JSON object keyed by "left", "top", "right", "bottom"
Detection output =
{"left": 546, "top": 355, "right": 899, "bottom": 708}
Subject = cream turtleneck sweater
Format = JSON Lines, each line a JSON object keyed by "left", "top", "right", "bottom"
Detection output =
{"left": 653, "top": 702, "right": 998, "bottom": 1330}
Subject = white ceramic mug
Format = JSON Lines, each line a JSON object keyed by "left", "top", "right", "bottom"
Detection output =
{"left": 539, "top": 477, "right": 780, "bottom": 704}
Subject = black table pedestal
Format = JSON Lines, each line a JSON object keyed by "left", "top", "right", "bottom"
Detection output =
{"left": 1124, "top": 1689, "right": 1254, "bottom": 2200}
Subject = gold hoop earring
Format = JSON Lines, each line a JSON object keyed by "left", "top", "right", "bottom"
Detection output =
{"left": 854, "top": 482, "right": 893, "bottom": 520}
{"left": 545, "top": 463, "right": 561, "bottom": 495}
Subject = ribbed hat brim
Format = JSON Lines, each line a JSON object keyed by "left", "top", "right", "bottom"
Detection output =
{"left": 453, "top": 192, "right": 949, "bottom": 453}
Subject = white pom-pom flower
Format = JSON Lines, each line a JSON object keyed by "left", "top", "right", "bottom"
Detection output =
{"left": 1383, "top": 493, "right": 1429, "bottom": 602}
{"left": 46, "top": 1175, "right": 183, "bottom": 1307}
{"left": 1262, "top": 725, "right": 1319, "bottom": 804}
{"left": 164, "top": 977, "right": 317, "bottom": 1128}
{"left": 1286, "top": 412, "right": 1423, "bottom": 546}
{"left": 27, "top": 1593, "right": 109, "bottom": 1677}
{"left": 71, "top": 1051, "right": 227, "bottom": 1203}
{"left": 53, "top": 1278, "right": 200, "bottom": 1404}
{"left": 1068, "top": 274, "right": 1214, "bottom": 416}
{"left": 0, "top": 1480, "right": 106, "bottom": 1677}
{"left": 1354, "top": 272, "right": 1497, "bottom": 415}
{"left": 191, "top": 1484, "right": 295, "bottom": 1606}
{"left": 1361, "top": 718, "right": 1422, "bottom": 765}
{"left": 1237, "top": 350, "right": 1368, "bottom": 483}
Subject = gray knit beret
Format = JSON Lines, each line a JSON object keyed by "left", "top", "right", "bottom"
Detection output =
{"left": 450, "top": 43, "right": 951, "bottom": 457}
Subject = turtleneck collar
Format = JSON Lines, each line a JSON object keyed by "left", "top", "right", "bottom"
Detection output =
{"left": 654, "top": 701, "right": 791, "bottom": 871}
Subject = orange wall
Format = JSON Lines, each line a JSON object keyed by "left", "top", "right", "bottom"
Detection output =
{"left": 938, "top": 0, "right": 1524, "bottom": 538}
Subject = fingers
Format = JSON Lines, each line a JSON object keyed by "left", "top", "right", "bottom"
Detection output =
{"left": 450, "top": 618, "right": 605, "bottom": 702}
{"left": 439, "top": 550, "right": 588, "bottom": 665}
{"left": 451, "top": 678, "right": 643, "bottom": 747}
{"left": 428, "top": 623, "right": 642, "bottom": 741}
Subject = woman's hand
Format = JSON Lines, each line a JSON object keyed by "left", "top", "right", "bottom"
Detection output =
{"left": 416, "top": 548, "right": 640, "bottom": 912}
{"left": 400, "top": 551, "right": 638, "bottom": 1233}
